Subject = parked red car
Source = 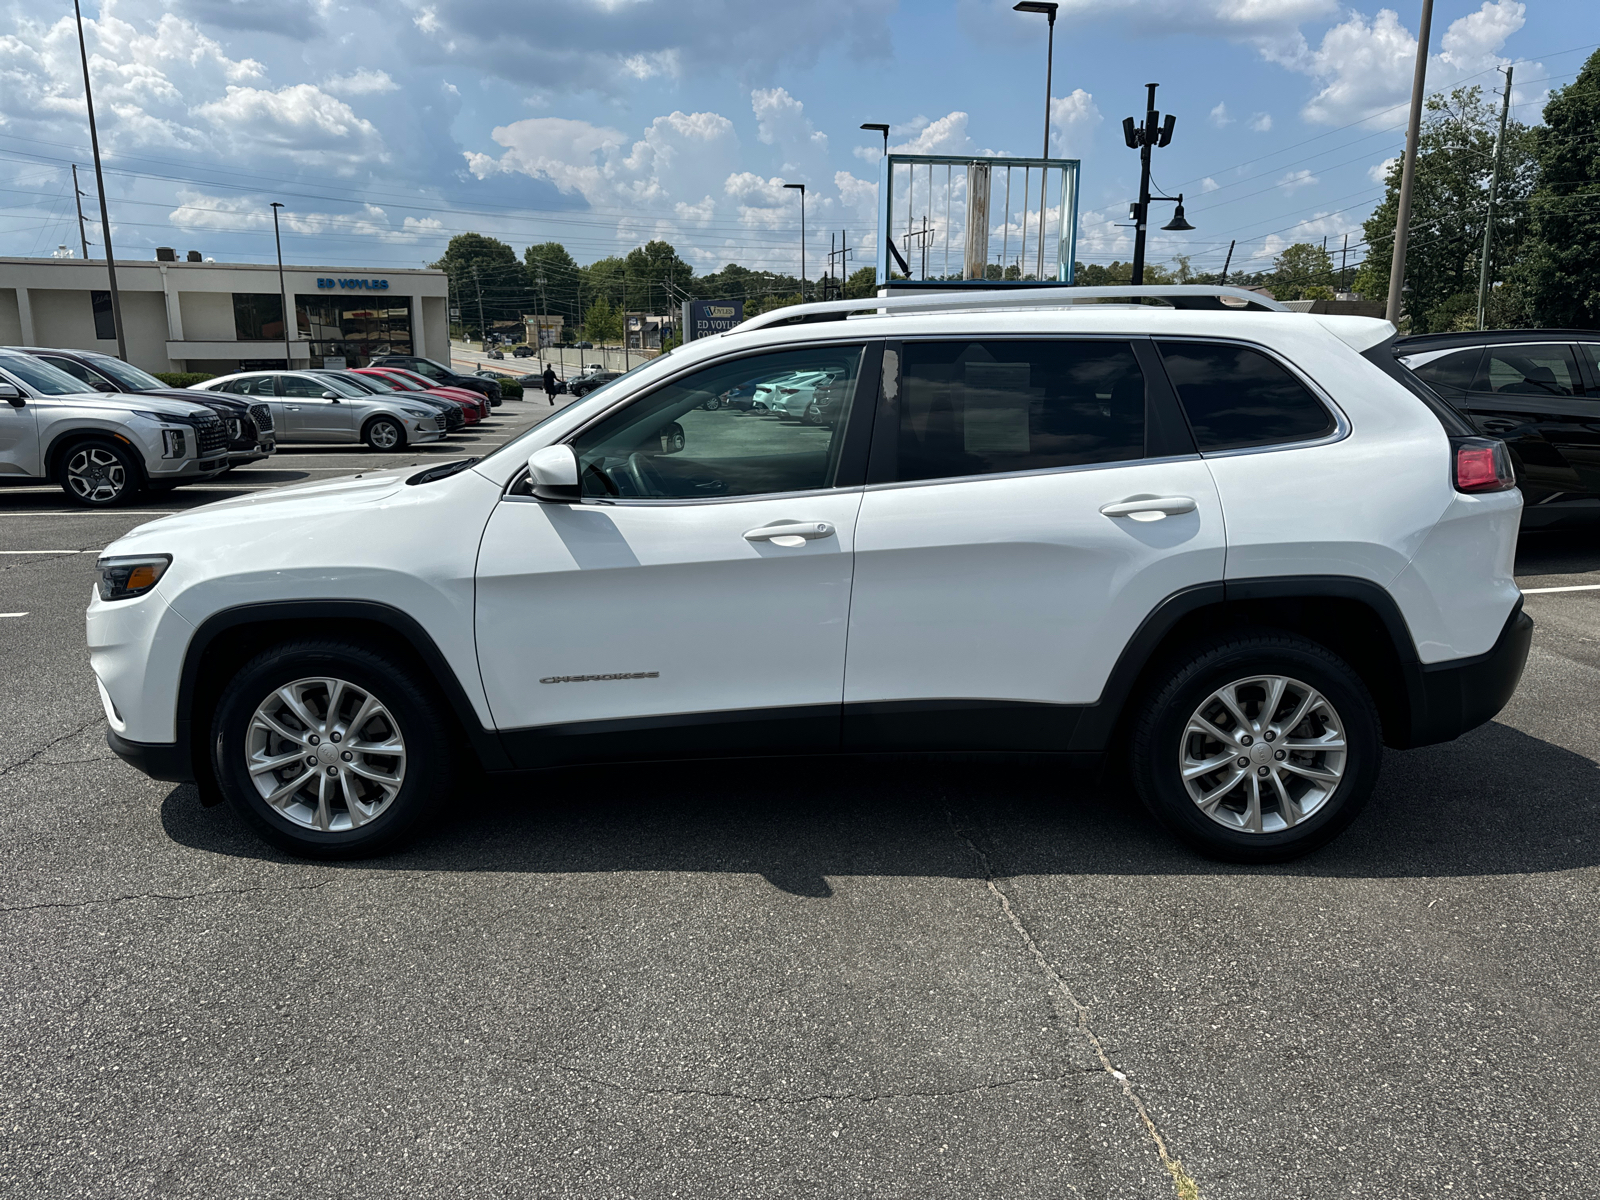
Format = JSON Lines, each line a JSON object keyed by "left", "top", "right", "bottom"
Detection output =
{"left": 357, "top": 367, "right": 491, "bottom": 420}
{"left": 351, "top": 368, "right": 481, "bottom": 424}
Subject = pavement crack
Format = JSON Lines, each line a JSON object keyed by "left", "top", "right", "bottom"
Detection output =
{"left": 0, "top": 717, "right": 100, "bottom": 778}
{"left": 553, "top": 1063, "right": 1095, "bottom": 1105}
{"left": 946, "top": 807, "right": 1202, "bottom": 1200}
{"left": 0, "top": 880, "right": 332, "bottom": 915}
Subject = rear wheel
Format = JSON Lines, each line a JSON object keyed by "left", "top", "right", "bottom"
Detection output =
{"left": 363, "top": 416, "right": 404, "bottom": 450}
{"left": 210, "top": 639, "right": 454, "bottom": 858}
{"left": 1130, "top": 633, "right": 1381, "bottom": 862}
{"left": 59, "top": 438, "right": 142, "bottom": 507}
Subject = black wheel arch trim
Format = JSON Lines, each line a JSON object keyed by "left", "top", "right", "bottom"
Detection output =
{"left": 171, "top": 600, "right": 512, "bottom": 782}
{"left": 44, "top": 428, "right": 150, "bottom": 488}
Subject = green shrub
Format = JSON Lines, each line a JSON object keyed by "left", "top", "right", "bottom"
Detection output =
{"left": 152, "top": 372, "right": 216, "bottom": 387}
{"left": 497, "top": 380, "right": 523, "bottom": 400}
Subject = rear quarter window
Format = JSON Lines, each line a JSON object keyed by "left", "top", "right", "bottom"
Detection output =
{"left": 1156, "top": 341, "right": 1335, "bottom": 452}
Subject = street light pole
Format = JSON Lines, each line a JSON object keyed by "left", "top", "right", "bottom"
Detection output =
{"left": 1124, "top": 82, "right": 1182, "bottom": 285}
{"left": 1015, "top": 3, "right": 1059, "bottom": 280}
{"left": 860, "top": 123, "right": 889, "bottom": 157}
{"left": 72, "top": 0, "right": 125, "bottom": 362}
{"left": 1476, "top": 63, "right": 1514, "bottom": 330}
{"left": 270, "top": 202, "right": 290, "bottom": 367}
{"left": 1386, "top": 0, "right": 1435, "bottom": 327}
{"left": 783, "top": 182, "right": 806, "bottom": 302}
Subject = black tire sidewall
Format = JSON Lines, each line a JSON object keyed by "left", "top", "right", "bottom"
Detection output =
{"left": 58, "top": 437, "right": 143, "bottom": 507}
{"left": 211, "top": 641, "right": 451, "bottom": 858}
{"left": 1132, "top": 636, "right": 1381, "bottom": 862}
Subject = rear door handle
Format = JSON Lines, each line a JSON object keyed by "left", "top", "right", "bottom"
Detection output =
{"left": 1099, "top": 495, "right": 1197, "bottom": 522}
{"left": 744, "top": 521, "right": 836, "bottom": 547}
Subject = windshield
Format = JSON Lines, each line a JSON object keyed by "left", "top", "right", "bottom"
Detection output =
{"left": 320, "top": 374, "right": 375, "bottom": 398}
{"left": 326, "top": 372, "right": 382, "bottom": 393}
{"left": 0, "top": 353, "right": 99, "bottom": 396}
{"left": 85, "top": 355, "right": 167, "bottom": 391}
{"left": 353, "top": 372, "right": 404, "bottom": 392}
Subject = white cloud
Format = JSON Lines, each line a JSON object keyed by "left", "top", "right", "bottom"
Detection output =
{"left": 751, "top": 86, "right": 828, "bottom": 171}
{"left": 1369, "top": 156, "right": 1397, "bottom": 184}
{"left": 194, "top": 84, "right": 389, "bottom": 167}
{"left": 1277, "top": 168, "right": 1317, "bottom": 191}
{"left": 1049, "top": 89, "right": 1100, "bottom": 154}
{"left": 1209, "top": 102, "right": 1233, "bottom": 127}
{"left": 1200, "top": 177, "right": 1220, "bottom": 192}
{"left": 322, "top": 69, "right": 399, "bottom": 96}
{"left": 1250, "top": 112, "right": 1273, "bottom": 132}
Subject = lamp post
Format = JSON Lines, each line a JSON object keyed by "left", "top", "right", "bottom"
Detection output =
{"left": 1015, "top": 2, "right": 1058, "bottom": 279}
{"left": 270, "top": 202, "right": 290, "bottom": 367}
{"left": 1387, "top": 0, "right": 1435, "bottom": 326}
{"left": 860, "top": 123, "right": 889, "bottom": 157}
{"left": 72, "top": 0, "right": 125, "bottom": 362}
{"left": 783, "top": 182, "right": 807, "bottom": 302}
{"left": 1122, "top": 82, "right": 1185, "bottom": 285}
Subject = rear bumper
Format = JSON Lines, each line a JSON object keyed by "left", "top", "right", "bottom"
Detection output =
{"left": 107, "top": 728, "right": 193, "bottom": 783}
{"left": 1401, "top": 604, "right": 1533, "bottom": 748}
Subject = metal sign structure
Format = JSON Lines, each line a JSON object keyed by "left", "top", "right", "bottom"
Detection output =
{"left": 876, "top": 153, "right": 1080, "bottom": 289}
{"left": 685, "top": 298, "right": 744, "bottom": 341}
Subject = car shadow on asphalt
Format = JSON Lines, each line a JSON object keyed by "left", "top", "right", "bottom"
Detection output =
{"left": 157, "top": 718, "right": 1600, "bottom": 895}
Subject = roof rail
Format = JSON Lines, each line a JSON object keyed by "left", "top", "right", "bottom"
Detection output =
{"left": 731, "top": 285, "right": 1289, "bottom": 335}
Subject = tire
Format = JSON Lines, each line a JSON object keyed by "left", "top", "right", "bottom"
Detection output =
{"left": 702, "top": 397, "right": 722, "bottom": 411}
{"left": 802, "top": 404, "right": 821, "bottom": 426}
{"left": 58, "top": 437, "right": 143, "bottom": 508}
{"left": 1130, "top": 632, "right": 1381, "bottom": 863}
{"left": 363, "top": 416, "right": 405, "bottom": 450}
{"left": 210, "top": 639, "right": 454, "bottom": 858}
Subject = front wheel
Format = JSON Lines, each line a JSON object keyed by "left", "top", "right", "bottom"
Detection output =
{"left": 1130, "top": 633, "right": 1381, "bottom": 863}
{"left": 210, "top": 640, "right": 454, "bottom": 858}
{"left": 364, "top": 417, "right": 405, "bottom": 450}
{"left": 59, "top": 438, "right": 143, "bottom": 507}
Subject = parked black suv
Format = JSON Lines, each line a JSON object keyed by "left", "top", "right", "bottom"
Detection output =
{"left": 10, "top": 347, "right": 275, "bottom": 468}
{"left": 1394, "top": 329, "right": 1600, "bottom": 528}
{"left": 368, "top": 354, "right": 502, "bottom": 406}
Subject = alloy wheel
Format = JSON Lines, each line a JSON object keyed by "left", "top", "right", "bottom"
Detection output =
{"left": 1178, "top": 674, "right": 1347, "bottom": 834}
{"left": 369, "top": 420, "right": 400, "bottom": 449}
{"left": 66, "top": 447, "right": 127, "bottom": 503}
{"left": 245, "top": 676, "right": 407, "bottom": 832}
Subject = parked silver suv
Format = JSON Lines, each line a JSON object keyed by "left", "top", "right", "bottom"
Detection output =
{"left": 192, "top": 371, "right": 448, "bottom": 449}
{"left": 0, "top": 350, "right": 229, "bottom": 506}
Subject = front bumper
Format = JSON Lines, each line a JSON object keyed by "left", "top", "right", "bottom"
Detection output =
{"left": 1401, "top": 603, "right": 1534, "bottom": 748}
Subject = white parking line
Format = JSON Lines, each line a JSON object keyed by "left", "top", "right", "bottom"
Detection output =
{"left": 0, "top": 511, "right": 173, "bottom": 517}
{"left": 1522, "top": 583, "right": 1600, "bottom": 594}
{"left": 0, "top": 549, "right": 96, "bottom": 554}
{"left": 0, "top": 612, "right": 29, "bottom": 618}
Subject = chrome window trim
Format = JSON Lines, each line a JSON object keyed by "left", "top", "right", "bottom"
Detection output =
{"left": 1151, "top": 333, "right": 1351, "bottom": 458}
{"left": 860, "top": 452, "right": 1206, "bottom": 495}
{"left": 501, "top": 484, "right": 866, "bottom": 509}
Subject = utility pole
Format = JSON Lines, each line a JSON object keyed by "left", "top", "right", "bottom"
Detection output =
{"left": 1386, "top": 0, "right": 1436, "bottom": 327}
{"left": 270, "top": 203, "right": 290, "bottom": 367}
{"left": 73, "top": 0, "right": 125, "bottom": 361}
{"left": 1123, "top": 82, "right": 1184, "bottom": 285}
{"left": 1219, "top": 239, "right": 1235, "bottom": 286}
{"left": 1341, "top": 233, "right": 1350, "bottom": 292}
{"left": 783, "top": 182, "right": 806, "bottom": 302}
{"left": 472, "top": 267, "right": 486, "bottom": 350}
{"left": 1476, "top": 63, "right": 1514, "bottom": 330}
{"left": 71, "top": 165, "right": 89, "bottom": 259}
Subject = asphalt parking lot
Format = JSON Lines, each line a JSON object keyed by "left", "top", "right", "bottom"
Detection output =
{"left": 2, "top": 405, "right": 1598, "bottom": 1198}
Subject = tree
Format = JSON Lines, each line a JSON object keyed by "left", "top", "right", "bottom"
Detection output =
{"left": 1270, "top": 242, "right": 1336, "bottom": 301}
{"left": 523, "top": 242, "right": 581, "bottom": 331}
{"left": 430, "top": 233, "right": 527, "bottom": 341}
{"left": 581, "top": 294, "right": 623, "bottom": 344}
{"left": 1352, "top": 86, "right": 1536, "bottom": 331}
{"left": 1072, "top": 261, "right": 1175, "bottom": 286}
{"left": 1522, "top": 48, "right": 1600, "bottom": 328}
{"left": 844, "top": 266, "right": 877, "bottom": 299}
{"left": 621, "top": 240, "right": 693, "bottom": 313}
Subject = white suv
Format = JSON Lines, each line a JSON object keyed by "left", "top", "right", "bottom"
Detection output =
{"left": 0, "top": 350, "right": 229, "bottom": 506}
{"left": 87, "top": 287, "right": 1530, "bottom": 861}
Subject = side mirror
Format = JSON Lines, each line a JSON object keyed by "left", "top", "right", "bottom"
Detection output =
{"left": 321, "top": 391, "right": 341, "bottom": 402}
{"left": 0, "top": 383, "right": 23, "bottom": 408}
{"left": 526, "top": 444, "right": 580, "bottom": 502}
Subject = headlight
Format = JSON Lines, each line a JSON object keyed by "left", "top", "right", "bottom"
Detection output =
{"left": 401, "top": 407, "right": 432, "bottom": 418}
{"left": 161, "top": 429, "right": 187, "bottom": 458}
{"left": 96, "top": 554, "right": 172, "bottom": 602}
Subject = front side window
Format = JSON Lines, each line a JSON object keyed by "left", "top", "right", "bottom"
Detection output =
{"left": 408, "top": 360, "right": 448, "bottom": 381}
{"left": 570, "top": 346, "right": 863, "bottom": 499}
{"left": 1476, "top": 344, "right": 1581, "bottom": 397}
{"left": 894, "top": 340, "right": 1146, "bottom": 483}
{"left": 1157, "top": 341, "right": 1334, "bottom": 452}
{"left": 0, "top": 354, "right": 98, "bottom": 396}
{"left": 90, "top": 291, "right": 115, "bottom": 340}
{"left": 280, "top": 375, "right": 331, "bottom": 398}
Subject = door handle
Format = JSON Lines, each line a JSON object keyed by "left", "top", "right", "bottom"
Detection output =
{"left": 744, "top": 521, "right": 835, "bottom": 547}
{"left": 1099, "top": 495, "right": 1197, "bottom": 522}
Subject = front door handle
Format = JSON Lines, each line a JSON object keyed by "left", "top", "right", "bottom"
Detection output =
{"left": 744, "top": 521, "right": 835, "bottom": 547}
{"left": 1099, "top": 495, "right": 1197, "bottom": 522}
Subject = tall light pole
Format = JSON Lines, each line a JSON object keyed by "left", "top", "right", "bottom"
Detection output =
{"left": 73, "top": 0, "right": 125, "bottom": 362}
{"left": 1015, "top": 2, "right": 1058, "bottom": 279}
{"left": 1386, "top": 0, "right": 1435, "bottom": 327}
{"left": 1476, "top": 63, "right": 1513, "bottom": 330}
{"left": 270, "top": 202, "right": 290, "bottom": 367}
{"left": 783, "top": 182, "right": 806, "bottom": 302}
{"left": 860, "top": 123, "right": 889, "bottom": 157}
{"left": 1122, "top": 82, "right": 1182, "bottom": 285}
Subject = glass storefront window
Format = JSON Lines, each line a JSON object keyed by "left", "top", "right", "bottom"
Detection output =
{"left": 295, "top": 295, "right": 413, "bottom": 368}
{"left": 233, "top": 293, "right": 286, "bottom": 341}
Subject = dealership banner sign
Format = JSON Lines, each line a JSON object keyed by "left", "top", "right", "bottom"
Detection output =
{"left": 686, "top": 299, "right": 743, "bottom": 340}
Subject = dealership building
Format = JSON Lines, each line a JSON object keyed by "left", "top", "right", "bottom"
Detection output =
{"left": 0, "top": 252, "right": 449, "bottom": 375}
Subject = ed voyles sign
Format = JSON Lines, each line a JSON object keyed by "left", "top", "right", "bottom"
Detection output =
{"left": 317, "top": 278, "right": 390, "bottom": 290}
{"left": 686, "top": 299, "right": 744, "bottom": 341}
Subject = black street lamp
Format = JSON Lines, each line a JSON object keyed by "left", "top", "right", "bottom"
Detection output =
{"left": 860, "top": 123, "right": 890, "bottom": 156}
{"left": 1013, "top": 3, "right": 1059, "bottom": 159}
{"left": 783, "top": 182, "right": 806, "bottom": 302}
{"left": 1121, "top": 82, "right": 1191, "bottom": 284}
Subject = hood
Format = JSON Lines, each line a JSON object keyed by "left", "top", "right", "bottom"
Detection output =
{"left": 122, "top": 469, "right": 412, "bottom": 540}
{"left": 44, "top": 392, "right": 215, "bottom": 418}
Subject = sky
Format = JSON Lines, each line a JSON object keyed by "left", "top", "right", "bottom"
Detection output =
{"left": 0, "top": 0, "right": 1592, "bottom": 291}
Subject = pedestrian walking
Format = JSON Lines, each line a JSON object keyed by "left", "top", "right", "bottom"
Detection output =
{"left": 542, "top": 363, "right": 558, "bottom": 405}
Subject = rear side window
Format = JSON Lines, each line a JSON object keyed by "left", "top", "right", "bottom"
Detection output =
{"left": 894, "top": 340, "right": 1146, "bottom": 483}
{"left": 1476, "top": 344, "right": 1581, "bottom": 397}
{"left": 1406, "top": 348, "right": 1482, "bottom": 393}
{"left": 1156, "top": 341, "right": 1334, "bottom": 452}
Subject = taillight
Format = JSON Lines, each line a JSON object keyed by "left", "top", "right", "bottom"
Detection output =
{"left": 1451, "top": 436, "right": 1515, "bottom": 494}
